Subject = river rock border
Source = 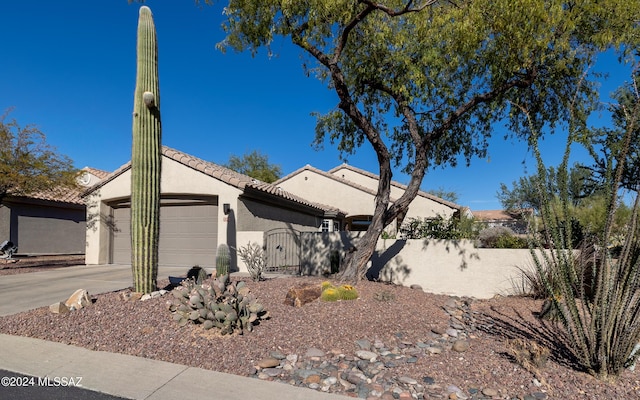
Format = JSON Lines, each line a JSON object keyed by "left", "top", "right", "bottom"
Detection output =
{"left": 252, "top": 296, "right": 548, "bottom": 400}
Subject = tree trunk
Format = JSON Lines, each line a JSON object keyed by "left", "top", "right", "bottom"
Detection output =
{"left": 337, "top": 216, "right": 386, "bottom": 283}
{"left": 337, "top": 160, "right": 394, "bottom": 283}
{"left": 337, "top": 150, "right": 427, "bottom": 284}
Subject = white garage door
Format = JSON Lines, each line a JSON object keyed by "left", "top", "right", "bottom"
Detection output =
{"left": 111, "top": 197, "right": 218, "bottom": 267}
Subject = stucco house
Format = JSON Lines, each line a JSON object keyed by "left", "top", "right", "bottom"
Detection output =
{"left": 273, "top": 163, "right": 463, "bottom": 234}
{"left": 83, "top": 146, "right": 345, "bottom": 271}
{"left": 0, "top": 167, "right": 108, "bottom": 255}
{"left": 472, "top": 209, "right": 532, "bottom": 235}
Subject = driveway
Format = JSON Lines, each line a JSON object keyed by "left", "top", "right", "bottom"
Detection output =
{"left": 0, "top": 264, "right": 191, "bottom": 316}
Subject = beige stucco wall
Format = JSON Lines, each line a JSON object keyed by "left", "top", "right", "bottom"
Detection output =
{"left": 277, "top": 170, "right": 375, "bottom": 216}
{"left": 331, "top": 166, "right": 456, "bottom": 221}
{"left": 330, "top": 167, "right": 378, "bottom": 188}
{"left": 300, "top": 233, "right": 535, "bottom": 299}
{"left": 85, "top": 157, "right": 243, "bottom": 265}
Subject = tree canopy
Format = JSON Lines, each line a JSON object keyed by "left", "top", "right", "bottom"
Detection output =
{"left": 0, "top": 110, "right": 79, "bottom": 203}
{"left": 497, "top": 164, "right": 598, "bottom": 212}
{"left": 212, "top": 0, "right": 640, "bottom": 281}
{"left": 427, "top": 187, "right": 459, "bottom": 204}
{"left": 224, "top": 150, "right": 282, "bottom": 183}
{"left": 578, "top": 73, "right": 640, "bottom": 193}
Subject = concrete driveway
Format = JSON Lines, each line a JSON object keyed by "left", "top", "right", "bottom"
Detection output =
{"left": 0, "top": 264, "right": 192, "bottom": 316}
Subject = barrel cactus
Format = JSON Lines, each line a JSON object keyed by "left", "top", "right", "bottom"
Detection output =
{"left": 320, "top": 282, "right": 358, "bottom": 301}
{"left": 168, "top": 275, "right": 269, "bottom": 335}
{"left": 337, "top": 284, "right": 359, "bottom": 300}
{"left": 130, "top": 5, "right": 162, "bottom": 294}
{"left": 320, "top": 287, "right": 341, "bottom": 302}
{"left": 216, "top": 243, "right": 231, "bottom": 277}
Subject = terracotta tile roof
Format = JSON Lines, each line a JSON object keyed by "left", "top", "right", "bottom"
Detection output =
{"left": 82, "top": 167, "right": 110, "bottom": 180}
{"left": 22, "top": 186, "right": 85, "bottom": 205}
{"left": 84, "top": 146, "right": 343, "bottom": 215}
{"left": 9, "top": 167, "right": 109, "bottom": 206}
{"left": 472, "top": 209, "right": 532, "bottom": 221}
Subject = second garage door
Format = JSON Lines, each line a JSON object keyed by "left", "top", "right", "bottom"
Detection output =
{"left": 111, "top": 197, "right": 218, "bottom": 267}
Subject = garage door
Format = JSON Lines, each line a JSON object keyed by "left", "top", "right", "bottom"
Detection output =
{"left": 110, "top": 197, "right": 218, "bottom": 267}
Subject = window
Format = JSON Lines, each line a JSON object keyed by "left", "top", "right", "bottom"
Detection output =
{"left": 321, "top": 219, "right": 330, "bottom": 232}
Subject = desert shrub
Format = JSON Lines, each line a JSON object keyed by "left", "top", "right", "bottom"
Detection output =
{"left": 237, "top": 242, "right": 266, "bottom": 281}
{"left": 495, "top": 234, "right": 529, "bottom": 249}
{"left": 373, "top": 290, "right": 396, "bottom": 302}
{"left": 511, "top": 262, "right": 558, "bottom": 299}
{"left": 400, "top": 215, "right": 480, "bottom": 240}
{"left": 506, "top": 338, "right": 550, "bottom": 370}
{"left": 477, "top": 226, "right": 517, "bottom": 248}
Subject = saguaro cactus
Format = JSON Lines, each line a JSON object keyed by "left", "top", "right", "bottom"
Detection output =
{"left": 131, "top": 6, "right": 162, "bottom": 294}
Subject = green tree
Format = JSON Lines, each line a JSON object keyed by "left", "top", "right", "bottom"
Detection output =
{"left": 579, "top": 73, "right": 640, "bottom": 193}
{"left": 427, "top": 187, "right": 458, "bottom": 204}
{"left": 224, "top": 150, "right": 281, "bottom": 183}
{"left": 0, "top": 110, "right": 78, "bottom": 204}
{"left": 498, "top": 164, "right": 598, "bottom": 212}
{"left": 213, "top": 0, "right": 639, "bottom": 281}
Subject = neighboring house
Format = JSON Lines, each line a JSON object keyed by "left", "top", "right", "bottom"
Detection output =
{"left": 273, "top": 163, "right": 464, "bottom": 234}
{"left": 472, "top": 209, "right": 532, "bottom": 234}
{"left": 83, "top": 146, "right": 345, "bottom": 270}
{"left": 0, "top": 167, "right": 108, "bottom": 255}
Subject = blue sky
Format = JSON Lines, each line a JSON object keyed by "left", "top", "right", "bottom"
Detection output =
{"left": 1, "top": 1, "right": 635, "bottom": 210}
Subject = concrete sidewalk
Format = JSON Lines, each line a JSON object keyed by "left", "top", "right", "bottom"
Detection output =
{"left": 0, "top": 334, "right": 346, "bottom": 400}
{"left": 0, "top": 265, "right": 348, "bottom": 400}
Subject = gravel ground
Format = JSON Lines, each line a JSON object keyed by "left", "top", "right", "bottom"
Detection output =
{"left": 0, "top": 266, "right": 639, "bottom": 399}
{"left": 0, "top": 255, "right": 85, "bottom": 275}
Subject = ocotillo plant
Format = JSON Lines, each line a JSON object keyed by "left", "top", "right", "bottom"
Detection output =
{"left": 131, "top": 6, "right": 162, "bottom": 294}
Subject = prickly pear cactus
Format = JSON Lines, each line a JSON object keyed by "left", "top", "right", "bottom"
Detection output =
{"left": 168, "top": 275, "right": 269, "bottom": 335}
{"left": 216, "top": 243, "right": 230, "bottom": 277}
{"left": 131, "top": 5, "right": 162, "bottom": 294}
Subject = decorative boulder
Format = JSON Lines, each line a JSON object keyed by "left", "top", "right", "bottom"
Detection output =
{"left": 65, "top": 289, "right": 92, "bottom": 311}
{"left": 284, "top": 285, "right": 322, "bottom": 307}
{"left": 49, "top": 302, "right": 70, "bottom": 314}
{"left": 120, "top": 291, "right": 143, "bottom": 302}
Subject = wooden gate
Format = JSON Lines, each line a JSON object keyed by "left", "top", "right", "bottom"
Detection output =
{"left": 264, "top": 228, "right": 301, "bottom": 274}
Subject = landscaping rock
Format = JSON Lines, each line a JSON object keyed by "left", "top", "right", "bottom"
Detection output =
{"left": 65, "top": 289, "right": 91, "bottom": 311}
{"left": 284, "top": 285, "right": 322, "bottom": 307}
{"left": 451, "top": 340, "right": 470, "bottom": 353}
{"left": 49, "top": 302, "right": 69, "bottom": 314}
{"left": 256, "top": 357, "right": 281, "bottom": 369}
{"left": 120, "top": 291, "right": 143, "bottom": 302}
